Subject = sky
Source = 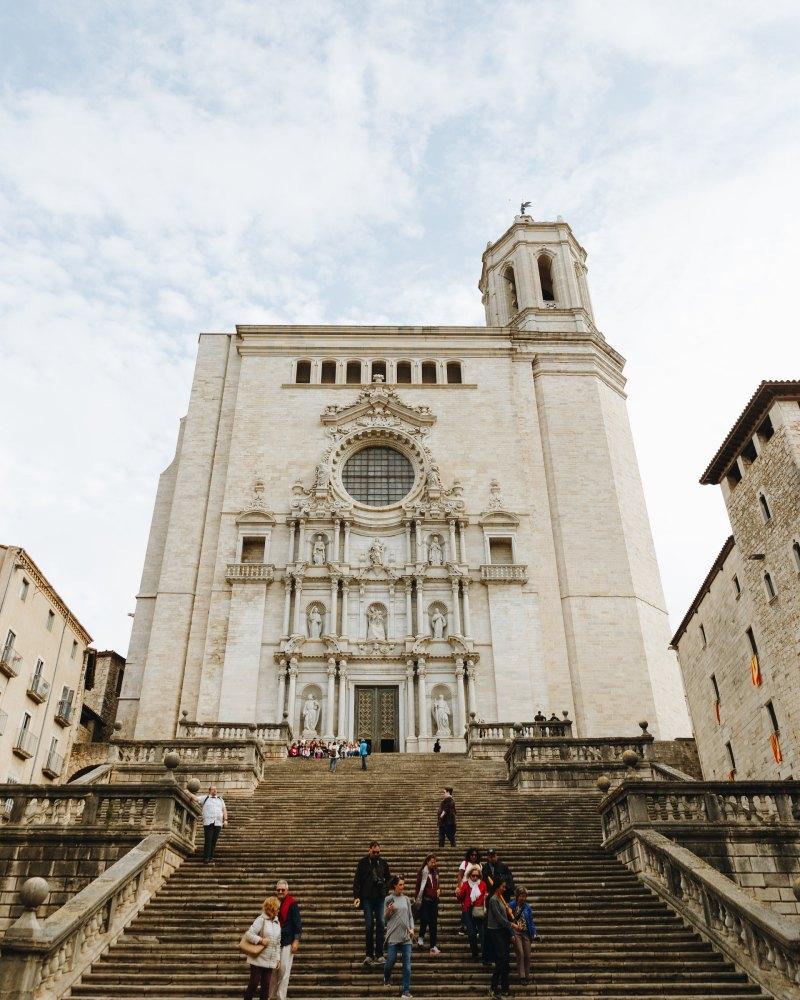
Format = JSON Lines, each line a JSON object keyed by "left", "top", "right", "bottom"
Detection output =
{"left": 0, "top": 0, "right": 798, "bottom": 653}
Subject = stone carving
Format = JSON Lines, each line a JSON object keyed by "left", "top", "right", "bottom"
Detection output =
{"left": 240, "top": 478, "right": 272, "bottom": 517}
{"left": 368, "top": 538, "right": 385, "bottom": 566}
{"left": 367, "top": 604, "right": 387, "bottom": 641}
{"left": 302, "top": 694, "right": 321, "bottom": 736}
{"left": 426, "top": 462, "right": 442, "bottom": 491}
{"left": 428, "top": 535, "right": 444, "bottom": 565}
{"left": 312, "top": 535, "right": 326, "bottom": 565}
{"left": 487, "top": 479, "right": 505, "bottom": 511}
{"left": 430, "top": 606, "right": 447, "bottom": 639}
{"left": 307, "top": 605, "right": 323, "bottom": 639}
{"left": 433, "top": 695, "right": 452, "bottom": 736}
{"left": 314, "top": 460, "right": 330, "bottom": 491}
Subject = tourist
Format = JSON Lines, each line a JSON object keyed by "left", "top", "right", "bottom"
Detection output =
{"left": 288, "top": 742, "right": 299, "bottom": 758}
{"left": 482, "top": 849, "right": 515, "bottom": 898}
{"left": 359, "top": 737, "right": 369, "bottom": 770}
{"left": 242, "top": 895, "right": 282, "bottom": 1000}
{"left": 433, "top": 738, "right": 441, "bottom": 753}
{"left": 458, "top": 847, "right": 481, "bottom": 885}
{"left": 486, "top": 876, "right": 514, "bottom": 999}
{"left": 269, "top": 879, "right": 302, "bottom": 1000}
{"left": 195, "top": 785, "right": 228, "bottom": 863}
{"left": 510, "top": 887, "right": 537, "bottom": 984}
{"left": 456, "top": 864, "right": 487, "bottom": 960}
{"left": 414, "top": 853, "right": 441, "bottom": 955}
{"left": 382, "top": 874, "right": 416, "bottom": 999}
{"left": 329, "top": 741, "right": 340, "bottom": 772}
{"left": 353, "top": 840, "right": 391, "bottom": 965}
{"left": 437, "top": 786, "right": 457, "bottom": 848}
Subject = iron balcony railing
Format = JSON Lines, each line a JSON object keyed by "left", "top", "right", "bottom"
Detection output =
{"left": 0, "top": 645, "right": 22, "bottom": 678}
{"left": 42, "top": 749, "right": 64, "bottom": 779}
{"left": 27, "top": 673, "right": 50, "bottom": 704}
{"left": 13, "top": 728, "right": 37, "bottom": 759}
{"left": 0, "top": 708, "right": 7, "bottom": 737}
{"left": 54, "top": 700, "right": 74, "bottom": 726}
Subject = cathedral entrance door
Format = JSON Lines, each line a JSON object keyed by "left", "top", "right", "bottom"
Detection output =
{"left": 355, "top": 685, "right": 400, "bottom": 753}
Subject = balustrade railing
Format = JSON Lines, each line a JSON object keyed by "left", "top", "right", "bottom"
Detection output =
{"left": 54, "top": 700, "right": 74, "bottom": 726}
{"left": 0, "top": 645, "right": 22, "bottom": 677}
{"left": 27, "top": 673, "right": 50, "bottom": 703}
{"left": 508, "top": 735, "right": 652, "bottom": 768}
{"left": 176, "top": 719, "right": 293, "bottom": 743}
{"left": 479, "top": 564, "right": 528, "bottom": 583}
{"left": 0, "top": 707, "right": 7, "bottom": 737}
{"left": 13, "top": 727, "right": 38, "bottom": 759}
{"left": 225, "top": 563, "right": 275, "bottom": 582}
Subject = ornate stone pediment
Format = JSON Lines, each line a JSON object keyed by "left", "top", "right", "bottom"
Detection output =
{"left": 479, "top": 479, "right": 519, "bottom": 526}
{"left": 236, "top": 479, "right": 276, "bottom": 524}
{"left": 321, "top": 384, "right": 436, "bottom": 438}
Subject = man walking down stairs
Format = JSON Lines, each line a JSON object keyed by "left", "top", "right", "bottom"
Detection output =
{"left": 71, "top": 754, "right": 767, "bottom": 999}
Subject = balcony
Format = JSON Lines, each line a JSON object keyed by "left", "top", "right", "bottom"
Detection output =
{"left": 13, "top": 728, "right": 37, "bottom": 759}
{"left": 225, "top": 562, "right": 274, "bottom": 583}
{"left": 54, "top": 700, "right": 74, "bottom": 727}
{"left": 0, "top": 708, "right": 7, "bottom": 737}
{"left": 27, "top": 673, "right": 50, "bottom": 704}
{"left": 0, "top": 646, "right": 21, "bottom": 678}
{"left": 480, "top": 563, "right": 528, "bottom": 583}
{"left": 42, "top": 749, "right": 63, "bottom": 779}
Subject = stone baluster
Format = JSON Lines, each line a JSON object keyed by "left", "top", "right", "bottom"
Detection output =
{"left": 287, "top": 659, "right": 299, "bottom": 733}
{"left": 343, "top": 521, "right": 351, "bottom": 563}
{"left": 459, "top": 520, "right": 467, "bottom": 563}
{"left": 330, "top": 577, "right": 339, "bottom": 635}
{"left": 292, "top": 578, "right": 303, "bottom": 634}
{"left": 466, "top": 659, "right": 477, "bottom": 716}
{"left": 325, "top": 657, "right": 336, "bottom": 737}
{"left": 404, "top": 579, "right": 413, "bottom": 637}
{"left": 337, "top": 659, "right": 348, "bottom": 737}
{"left": 451, "top": 579, "right": 462, "bottom": 634}
{"left": 406, "top": 660, "right": 416, "bottom": 742}
{"left": 276, "top": 658, "right": 287, "bottom": 720}
{"left": 455, "top": 658, "right": 466, "bottom": 735}
{"left": 341, "top": 581, "right": 350, "bottom": 638}
{"left": 281, "top": 577, "right": 292, "bottom": 636}
{"left": 462, "top": 578, "right": 472, "bottom": 637}
{"left": 418, "top": 658, "right": 429, "bottom": 739}
{"left": 334, "top": 518, "right": 341, "bottom": 561}
{"left": 448, "top": 519, "right": 458, "bottom": 561}
{"left": 415, "top": 576, "right": 424, "bottom": 636}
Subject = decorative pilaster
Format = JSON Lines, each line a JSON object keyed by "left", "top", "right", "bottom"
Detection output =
{"left": 359, "top": 582, "right": 366, "bottom": 638}
{"left": 330, "top": 577, "right": 339, "bottom": 636}
{"left": 451, "top": 579, "right": 462, "bottom": 635}
{"left": 389, "top": 584, "right": 396, "bottom": 639}
{"left": 454, "top": 658, "right": 466, "bottom": 736}
{"left": 287, "top": 659, "right": 299, "bottom": 733}
{"left": 281, "top": 577, "right": 292, "bottom": 636}
{"left": 458, "top": 521, "right": 467, "bottom": 563}
{"left": 292, "top": 578, "right": 303, "bottom": 634}
{"left": 415, "top": 576, "right": 424, "bottom": 636}
{"left": 448, "top": 519, "right": 457, "bottom": 560}
{"left": 341, "top": 581, "right": 350, "bottom": 638}
{"left": 406, "top": 660, "right": 417, "bottom": 742}
{"left": 297, "top": 519, "right": 306, "bottom": 560}
{"left": 334, "top": 519, "right": 341, "bottom": 561}
{"left": 325, "top": 657, "right": 336, "bottom": 737}
{"left": 405, "top": 521, "right": 412, "bottom": 562}
{"left": 288, "top": 519, "right": 297, "bottom": 562}
{"left": 343, "top": 521, "right": 351, "bottom": 563}
{"left": 418, "top": 658, "right": 429, "bottom": 738}
{"left": 414, "top": 520, "right": 422, "bottom": 560}
{"left": 405, "top": 579, "right": 413, "bottom": 637}
{"left": 337, "top": 659, "right": 348, "bottom": 737}
{"left": 277, "top": 658, "right": 287, "bottom": 721}
{"left": 462, "top": 579, "right": 472, "bottom": 637}
{"left": 466, "top": 659, "right": 477, "bottom": 717}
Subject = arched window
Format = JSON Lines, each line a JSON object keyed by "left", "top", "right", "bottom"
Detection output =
{"left": 538, "top": 255, "right": 555, "bottom": 301}
{"left": 421, "top": 361, "right": 437, "bottom": 384}
{"left": 346, "top": 360, "right": 362, "bottom": 384}
{"left": 295, "top": 360, "right": 311, "bottom": 384}
{"left": 793, "top": 540, "right": 800, "bottom": 573}
{"left": 371, "top": 360, "right": 387, "bottom": 383}
{"left": 396, "top": 361, "right": 412, "bottom": 384}
{"left": 321, "top": 360, "right": 337, "bottom": 384}
{"left": 758, "top": 493, "right": 772, "bottom": 523}
{"left": 764, "top": 572, "right": 776, "bottom": 601}
{"left": 503, "top": 265, "right": 518, "bottom": 317}
{"left": 446, "top": 361, "right": 462, "bottom": 384}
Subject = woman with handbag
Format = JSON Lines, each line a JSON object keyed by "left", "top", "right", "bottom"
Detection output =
{"left": 240, "top": 896, "right": 282, "bottom": 1000}
{"left": 414, "top": 854, "right": 441, "bottom": 955}
{"left": 455, "top": 864, "right": 486, "bottom": 959}
{"left": 510, "top": 886, "right": 537, "bottom": 984}
{"left": 486, "top": 876, "right": 514, "bottom": 999}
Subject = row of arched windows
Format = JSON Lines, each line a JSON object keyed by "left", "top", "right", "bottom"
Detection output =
{"left": 294, "top": 359, "right": 464, "bottom": 386}
{"left": 502, "top": 254, "right": 558, "bottom": 318}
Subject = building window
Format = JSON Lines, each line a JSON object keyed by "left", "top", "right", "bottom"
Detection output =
{"left": 346, "top": 360, "right": 362, "bottom": 384}
{"left": 446, "top": 361, "right": 463, "bottom": 384}
{"left": 746, "top": 627, "right": 761, "bottom": 686}
{"left": 84, "top": 649, "right": 96, "bottom": 691}
{"left": 502, "top": 265, "right": 518, "bottom": 316}
{"left": 19, "top": 578, "right": 29, "bottom": 601}
{"left": 757, "top": 414, "right": 774, "bottom": 443}
{"left": 792, "top": 541, "right": 800, "bottom": 573}
{"left": 488, "top": 538, "right": 514, "bottom": 565}
{"left": 295, "top": 360, "right": 311, "bottom": 384}
{"left": 33, "top": 658, "right": 44, "bottom": 683}
{"left": 115, "top": 664, "right": 125, "bottom": 697}
{"left": 396, "top": 361, "right": 412, "bottom": 384}
{"left": 732, "top": 574, "right": 741, "bottom": 597}
{"left": 725, "top": 741, "right": 736, "bottom": 779}
{"left": 726, "top": 462, "right": 742, "bottom": 489}
{"left": 421, "top": 361, "right": 437, "bottom": 384}
{"left": 320, "top": 360, "right": 337, "bottom": 384}
{"left": 241, "top": 536, "right": 266, "bottom": 563}
{"left": 745, "top": 626, "right": 759, "bottom": 656}
{"left": 758, "top": 493, "right": 772, "bottom": 523}
{"left": 371, "top": 360, "right": 387, "bottom": 383}
{"left": 538, "top": 255, "right": 555, "bottom": 301}
{"left": 740, "top": 439, "right": 758, "bottom": 466}
{"left": 763, "top": 571, "right": 777, "bottom": 601}
{"left": 71, "top": 640, "right": 78, "bottom": 659}
{"left": 711, "top": 674, "right": 721, "bottom": 724}
{"left": 46, "top": 610, "right": 55, "bottom": 631}
{"left": 699, "top": 624, "right": 707, "bottom": 647}
{"left": 341, "top": 446, "right": 415, "bottom": 507}
{"left": 3, "top": 630, "right": 15, "bottom": 657}
{"left": 766, "top": 700, "right": 782, "bottom": 763}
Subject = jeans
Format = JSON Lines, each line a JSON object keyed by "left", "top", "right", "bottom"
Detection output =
{"left": 419, "top": 898, "right": 438, "bottom": 948}
{"left": 360, "top": 754, "right": 367, "bottom": 770}
{"left": 512, "top": 928, "right": 531, "bottom": 979}
{"left": 244, "top": 965, "right": 272, "bottom": 1000}
{"left": 203, "top": 823, "right": 221, "bottom": 861}
{"left": 383, "top": 941, "right": 412, "bottom": 993}
{"left": 438, "top": 823, "right": 456, "bottom": 847}
{"left": 489, "top": 929, "right": 511, "bottom": 993}
{"left": 329, "top": 756, "right": 337, "bottom": 772}
{"left": 461, "top": 909, "right": 480, "bottom": 958}
{"left": 361, "top": 897, "right": 385, "bottom": 957}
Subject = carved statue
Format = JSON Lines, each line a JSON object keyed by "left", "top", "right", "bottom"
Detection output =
{"left": 426, "top": 463, "right": 441, "bottom": 491}
{"left": 433, "top": 695, "right": 452, "bottom": 737}
{"left": 428, "top": 536, "right": 444, "bottom": 565}
{"left": 366, "top": 605, "right": 387, "bottom": 641}
{"left": 312, "top": 535, "right": 326, "bottom": 565}
{"left": 430, "top": 607, "right": 447, "bottom": 639}
{"left": 307, "top": 605, "right": 323, "bottom": 639}
{"left": 302, "top": 694, "right": 321, "bottom": 736}
{"left": 315, "top": 460, "right": 329, "bottom": 491}
{"left": 368, "top": 538, "right": 385, "bottom": 566}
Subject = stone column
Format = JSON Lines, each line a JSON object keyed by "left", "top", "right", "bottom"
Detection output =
{"left": 459, "top": 521, "right": 467, "bottom": 563}
{"left": 448, "top": 519, "right": 458, "bottom": 561}
{"left": 297, "top": 519, "right": 307, "bottom": 562}
{"left": 451, "top": 579, "right": 462, "bottom": 634}
{"left": 405, "top": 579, "right": 413, "bottom": 637}
{"left": 418, "top": 659, "right": 429, "bottom": 739}
{"left": 334, "top": 519, "right": 341, "bottom": 561}
{"left": 330, "top": 577, "right": 339, "bottom": 635}
{"left": 406, "top": 660, "right": 417, "bottom": 742}
{"left": 415, "top": 576, "right": 424, "bottom": 636}
{"left": 466, "top": 659, "right": 477, "bottom": 716}
{"left": 288, "top": 519, "right": 297, "bottom": 562}
{"left": 337, "top": 659, "right": 348, "bottom": 737}
{"left": 343, "top": 521, "right": 351, "bottom": 563}
{"left": 287, "top": 659, "right": 299, "bottom": 733}
{"left": 414, "top": 520, "right": 422, "bottom": 560}
{"left": 341, "top": 582, "right": 350, "bottom": 638}
{"left": 405, "top": 521, "right": 412, "bottom": 562}
{"left": 359, "top": 583, "right": 366, "bottom": 639}
{"left": 325, "top": 657, "right": 336, "bottom": 737}
{"left": 277, "top": 658, "right": 287, "bottom": 721}
{"left": 454, "top": 658, "right": 466, "bottom": 736}
{"left": 281, "top": 577, "right": 292, "bottom": 636}
{"left": 292, "top": 579, "right": 303, "bottom": 634}
{"left": 462, "top": 579, "right": 472, "bottom": 637}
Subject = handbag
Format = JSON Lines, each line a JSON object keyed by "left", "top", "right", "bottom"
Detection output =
{"left": 238, "top": 914, "right": 267, "bottom": 958}
{"left": 472, "top": 904, "right": 486, "bottom": 919}
{"left": 412, "top": 870, "right": 428, "bottom": 917}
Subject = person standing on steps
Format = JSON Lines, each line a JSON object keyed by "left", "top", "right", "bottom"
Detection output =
{"left": 456, "top": 864, "right": 487, "bottom": 960}
{"left": 359, "top": 737, "right": 369, "bottom": 770}
{"left": 510, "top": 886, "right": 537, "bottom": 985}
{"left": 268, "top": 879, "right": 302, "bottom": 1000}
{"left": 242, "top": 895, "right": 282, "bottom": 1000}
{"left": 353, "top": 840, "right": 391, "bottom": 966}
{"left": 437, "top": 786, "right": 457, "bottom": 848}
{"left": 482, "top": 849, "right": 515, "bottom": 898}
{"left": 414, "top": 853, "right": 441, "bottom": 955}
{"left": 382, "top": 874, "right": 417, "bottom": 999}
{"left": 328, "top": 740, "right": 339, "bottom": 772}
{"left": 486, "top": 876, "right": 514, "bottom": 999}
{"left": 195, "top": 785, "right": 228, "bottom": 864}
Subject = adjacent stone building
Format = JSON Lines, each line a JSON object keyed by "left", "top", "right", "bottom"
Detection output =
{"left": 0, "top": 545, "right": 91, "bottom": 782}
{"left": 120, "top": 214, "right": 691, "bottom": 749}
{"left": 672, "top": 382, "right": 800, "bottom": 779}
{"left": 76, "top": 649, "right": 126, "bottom": 743}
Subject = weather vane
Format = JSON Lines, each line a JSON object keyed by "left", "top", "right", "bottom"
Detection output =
{"left": 520, "top": 200, "right": 531, "bottom": 216}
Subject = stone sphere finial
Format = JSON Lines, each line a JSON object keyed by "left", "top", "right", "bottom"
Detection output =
{"left": 512, "top": 723, "right": 523, "bottom": 734}
{"left": 562, "top": 710, "right": 570, "bottom": 719}
{"left": 186, "top": 777, "right": 201, "bottom": 794}
{"left": 113, "top": 721, "right": 122, "bottom": 731}
{"left": 282, "top": 712, "right": 289, "bottom": 721}
{"left": 792, "top": 877, "right": 800, "bottom": 901}
{"left": 622, "top": 749, "right": 640, "bottom": 770}
{"left": 181, "top": 709, "right": 188, "bottom": 720}
{"left": 596, "top": 775, "right": 612, "bottom": 794}
{"left": 470, "top": 711, "right": 476, "bottom": 721}
{"left": 638, "top": 720, "right": 649, "bottom": 734}
{"left": 163, "top": 751, "right": 181, "bottom": 772}
{"left": 21, "top": 877, "right": 50, "bottom": 910}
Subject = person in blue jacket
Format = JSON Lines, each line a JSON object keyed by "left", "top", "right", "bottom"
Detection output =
{"left": 509, "top": 886, "right": 537, "bottom": 984}
{"left": 359, "top": 737, "right": 369, "bottom": 770}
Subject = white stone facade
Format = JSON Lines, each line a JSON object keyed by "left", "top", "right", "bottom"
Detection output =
{"left": 120, "top": 216, "right": 690, "bottom": 748}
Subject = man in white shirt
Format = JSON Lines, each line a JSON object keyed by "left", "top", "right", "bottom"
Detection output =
{"left": 196, "top": 785, "right": 228, "bottom": 863}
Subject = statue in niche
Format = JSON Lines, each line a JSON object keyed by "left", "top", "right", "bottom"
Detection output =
{"left": 302, "top": 694, "right": 321, "bottom": 736}
{"left": 366, "top": 605, "right": 387, "bottom": 641}
{"left": 433, "top": 695, "right": 452, "bottom": 737}
{"left": 312, "top": 535, "right": 326, "bottom": 565}
{"left": 430, "top": 606, "right": 447, "bottom": 639}
{"left": 428, "top": 536, "right": 444, "bottom": 565}
{"left": 368, "top": 538, "right": 385, "bottom": 566}
{"left": 307, "top": 605, "right": 323, "bottom": 639}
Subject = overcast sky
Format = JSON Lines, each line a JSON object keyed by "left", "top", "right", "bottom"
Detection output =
{"left": 1, "top": 1, "right": 798, "bottom": 653}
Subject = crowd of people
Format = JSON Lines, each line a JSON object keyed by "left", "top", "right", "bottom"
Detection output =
{"left": 287, "top": 738, "right": 370, "bottom": 770}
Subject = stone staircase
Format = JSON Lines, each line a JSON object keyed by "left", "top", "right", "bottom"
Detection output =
{"left": 71, "top": 754, "right": 764, "bottom": 999}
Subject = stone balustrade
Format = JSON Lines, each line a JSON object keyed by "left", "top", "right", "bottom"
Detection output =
{"left": 176, "top": 719, "right": 292, "bottom": 749}
{"left": 506, "top": 734, "right": 655, "bottom": 790}
{"left": 224, "top": 562, "right": 275, "bottom": 583}
{"left": 466, "top": 716, "right": 573, "bottom": 758}
{"left": 630, "top": 829, "right": 800, "bottom": 1000}
{"left": 479, "top": 563, "right": 528, "bottom": 583}
{"left": 0, "top": 833, "right": 184, "bottom": 1000}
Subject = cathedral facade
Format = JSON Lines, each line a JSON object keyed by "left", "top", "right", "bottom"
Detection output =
{"left": 119, "top": 215, "right": 690, "bottom": 749}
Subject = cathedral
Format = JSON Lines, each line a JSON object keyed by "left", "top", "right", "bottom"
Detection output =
{"left": 119, "top": 214, "right": 691, "bottom": 751}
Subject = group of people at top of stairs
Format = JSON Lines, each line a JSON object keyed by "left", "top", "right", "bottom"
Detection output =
{"left": 287, "top": 736, "right": 444, "bottom": 768}
{"left": 350, "top": 788, "right": 539, "bottom": 1000}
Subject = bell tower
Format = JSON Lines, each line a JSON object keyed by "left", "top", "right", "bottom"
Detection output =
{"left": 478, "top": 210, "right": 595, "bottom": 330}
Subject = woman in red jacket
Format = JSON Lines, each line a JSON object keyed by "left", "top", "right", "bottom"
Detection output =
{"left": 455, "top": 864, "right": 486, "bottom": 959}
